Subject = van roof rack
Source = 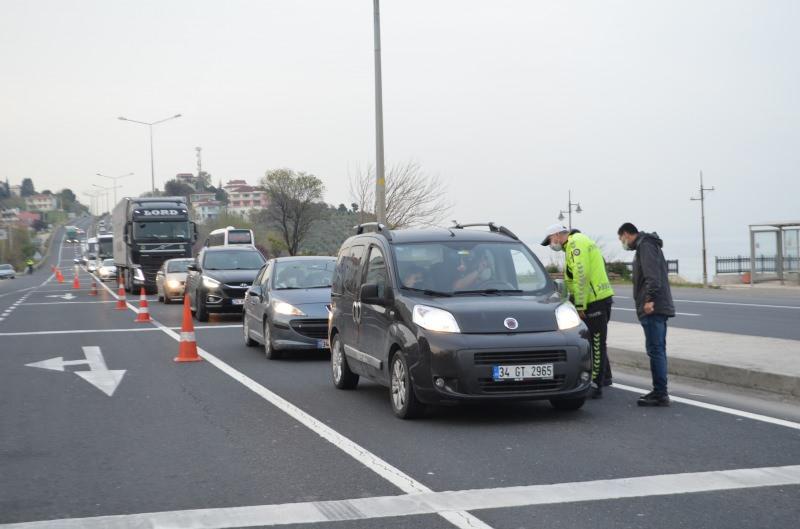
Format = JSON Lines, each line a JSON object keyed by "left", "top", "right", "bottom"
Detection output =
{"left": 450, "top": 222, "right": 519, "bottom": 241}
{"left": 353, "top": 222, "right": 392, "bottom": 240}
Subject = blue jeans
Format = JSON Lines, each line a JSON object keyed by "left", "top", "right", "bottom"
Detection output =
{"left": 640, "top": 314, "right": 668, "bottom": 395}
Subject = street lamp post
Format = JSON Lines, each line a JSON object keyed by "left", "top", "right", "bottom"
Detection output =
{"left": 97, "top": 172, "right": 133, "bottom": 207}
{"left": 557, "top": 190, "right": 583, "bottom": 230}
{"left": 82, "top": 191, "right": 99, "bottom": 216}
{"left": 92, "top": 184, "right": 112, "bottom": 214}
{"left": 117, "top": 114, "right": 182, "bottom": 193}
{"left": 690, "top": 170, "right": 715, "bottom": 288}
{"left": 373, "top": 0, "right": 386, "bottom": 225}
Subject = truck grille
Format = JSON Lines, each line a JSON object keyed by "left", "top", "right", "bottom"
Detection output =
{"left": 290, "top": 319, "right": 329, "bottom": 339}
{"left": 474, "top": 350, "right": 567, "bottom": 365}
{"left": 478, "top": 375, "right": 566, "bottom": 394}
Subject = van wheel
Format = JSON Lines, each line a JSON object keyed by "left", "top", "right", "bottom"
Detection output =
{"left": 331, "top": 335, "right": 358, "bottom": 389}
{"left": 263, "top": 320, "right": 281, "bottom": 359}
{"left": 550, "top": 397, "right": 586, "bottom": 411}
{"left": 390, "top": 352, "right": 424, "bottom": 419}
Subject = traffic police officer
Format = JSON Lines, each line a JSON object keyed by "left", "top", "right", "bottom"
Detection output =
{"left": 542, "top": 224, "right": 614, "bottom": 398}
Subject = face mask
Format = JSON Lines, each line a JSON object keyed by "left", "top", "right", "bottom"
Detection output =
{"left": 479, "top": 267, "right": 492, "bottom": 281}
{"left": 621, "top": 239, "right": 632, "bottom": 251}
{"left": 550, "top": 243, "right": 563, "bottom": 252}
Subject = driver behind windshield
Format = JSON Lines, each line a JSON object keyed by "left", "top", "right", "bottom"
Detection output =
{"left": 452, "top": 249, "right": 492, "bottom": 290}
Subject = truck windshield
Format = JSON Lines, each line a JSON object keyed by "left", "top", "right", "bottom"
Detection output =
{"left": 133, "top": 221, "right": 190, "bottom": 240}
{"left": 98, "top": 239, "right": 113, "bottom": 257}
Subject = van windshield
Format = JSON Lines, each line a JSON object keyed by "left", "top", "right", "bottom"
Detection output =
{"left": 393, "top": 242, "right": 549, "bottom": 295}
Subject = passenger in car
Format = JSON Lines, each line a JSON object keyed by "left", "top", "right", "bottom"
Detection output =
{"left": 452, "top": 249, "right": 492, "bottom": 290}
{"left": 400, "top": 265, "right": 426, "bottom": 288}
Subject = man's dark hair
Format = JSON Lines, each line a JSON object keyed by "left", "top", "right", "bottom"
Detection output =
{"left": 617, "top": 222, "right": 639, "bottom": 236}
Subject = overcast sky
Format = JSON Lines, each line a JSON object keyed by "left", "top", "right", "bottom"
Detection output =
{"left": 1, "top": 1, "right": 798, "bottom": 279}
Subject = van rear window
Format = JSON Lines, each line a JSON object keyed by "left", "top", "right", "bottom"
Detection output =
{"left": 227, "top": 230, "right": 252, "bottom": 244}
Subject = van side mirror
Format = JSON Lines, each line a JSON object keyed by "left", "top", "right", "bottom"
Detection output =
{"left": 360, "top": 283, "right": 387, "bottom": 306}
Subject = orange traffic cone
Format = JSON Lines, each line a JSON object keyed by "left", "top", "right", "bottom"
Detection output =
{"left": 72, "top": 273, "right": 80, "bottom": 289}
{"left": 56, "top": 268, "right": 64, "bottom": 283}
{"left": 115, "top": 277, "right": 127, "bottom": 310}
{"left": 88, "top": 279, "right": 98, "bottom": 297}
{"left": 174, "top": 294, "right": 202, "bottom": 362}
{"left": 135, "top": 287, "right": 151, "bottom": 323}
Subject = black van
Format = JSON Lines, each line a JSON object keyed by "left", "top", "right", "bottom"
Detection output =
{"left": 328, "top": 223, "right": 592, "bottom": 419}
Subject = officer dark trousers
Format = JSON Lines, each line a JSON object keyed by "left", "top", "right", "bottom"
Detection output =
{"left": 584, "top": 298, "right": 613, "bottom": 387}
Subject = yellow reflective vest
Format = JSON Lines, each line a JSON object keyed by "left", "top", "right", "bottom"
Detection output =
{"left": 564, "top": 232, "right": 614, "bottom": 310}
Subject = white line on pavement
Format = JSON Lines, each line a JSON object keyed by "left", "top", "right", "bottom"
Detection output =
{"left": 614, "top": 307, "right": 701, "bottom": 317}
{"left": 19, "top": 301, "right": 118, "bottom": 305}
{"left": 614, "top": 296, "right": 800, "bottom": 310}
{"left": 0, "top": 325, "right": 242, "bottom": 337}
{"left": 612, "top": 383, "right": 800, "bottom": 431}
{"left": 3, "top": 464, "right": 799, "bottom": 529}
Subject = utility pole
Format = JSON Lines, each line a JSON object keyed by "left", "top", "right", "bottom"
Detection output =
{"left": 373, "top": 0, "right": 386, "bottom": 226}
{"left": 691, "top": 171, "right": 715, "bottom": 288}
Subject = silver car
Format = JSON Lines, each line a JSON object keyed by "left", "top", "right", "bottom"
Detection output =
{"left": 0, "top": 264, "right": 16, "bottom": 279}
{"left": 243, "top": 256, "right": 336, "bottom": 359}
{"left": 156, "top": 258, "right": 193, "bottom": 304}
{"left": 97, "top": 259, "right": 117, "bottom": 281}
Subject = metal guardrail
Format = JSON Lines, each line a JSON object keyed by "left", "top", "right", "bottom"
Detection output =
{"left": 611, "top": 260, "right": 679, "bottom": 275}
{"left": 715, "top": 255, "right": 800, "bottom": 274}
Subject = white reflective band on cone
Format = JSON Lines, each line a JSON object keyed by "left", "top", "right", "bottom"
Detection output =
{"left": 180, "top": 331, "right": 195, "bottom": 342}
{"left": 139, "top": 307, "right": 149, "bottom": 314}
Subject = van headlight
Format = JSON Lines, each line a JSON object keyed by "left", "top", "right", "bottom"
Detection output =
{"left": 555, "top": 303, "right": 581, "bottom": 330}
{"left": 273, "top": 300, "right": 305, "bottom": 316}
{"left": 413, "top": 305, "right": 461, "bottom": 333}
{"left": 203, "top": 276, "right": 221, "bottom": 289}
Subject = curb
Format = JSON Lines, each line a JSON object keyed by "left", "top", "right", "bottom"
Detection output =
{"left": 609, "top": 347, "right": 800, "bottom": 399}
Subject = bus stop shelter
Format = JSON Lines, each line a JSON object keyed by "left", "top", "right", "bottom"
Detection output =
{"left": 749, "top": 221, "right": 800, "bottom": 285}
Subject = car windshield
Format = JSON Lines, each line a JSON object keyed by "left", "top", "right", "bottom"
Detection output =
{"left": 393, "top": 241, "right": 549, "bottom": 295}
{"left": 274, "top": 259, "right": 336, "bottom": 289}
{"left": 102, "top": 259, "right": 115, "bottom": 266}
{"left": 167, "top": 260, "right": 191, "bottom": 273}
{"left": 203, "top": 250, "right": 265, "bottom": 270}
{"left": 133, "top": 221, "right": 190, "bottom": 240}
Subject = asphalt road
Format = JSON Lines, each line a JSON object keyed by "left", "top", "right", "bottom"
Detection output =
{"left": 609, "top": 284, "right": 800, "bottom": 340}
{"left": 1, "top": 233, "right": 799, "bottom": 529}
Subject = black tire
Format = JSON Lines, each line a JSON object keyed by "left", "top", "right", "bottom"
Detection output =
{"left": 243, "top": 314, "right": 257, "bottom": 347}
{"left": 263, "top": 319, "right": 281, "bottom": 359}
{"left": 331, "top": 335, "right": 358, "bottom": 390}
{"left": 163, "top": 296, "right": 171, "bottom": 305}
{"left": 550, "top": 397, "right": 586, "bottom": 411}
{"left": 389, "top": 351, "right": 425, "bottom": 419}
{"left": 196, "top": 294, "right": 209, "bottom": 322}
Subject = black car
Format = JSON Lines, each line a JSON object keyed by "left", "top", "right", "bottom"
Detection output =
{"left": 328, "top": 223, "right": 592, "bottom": 419}
{"left": 243, "top": 256, "right": 336, "bottom": 359}
{"left": 186, "top": 245, "right": 266, "bottom": 322}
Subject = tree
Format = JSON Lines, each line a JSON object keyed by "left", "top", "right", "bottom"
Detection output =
{"left": 20, "top": 178, "right": 35, "bottom": 197}
{"left": 351, "top": 203, "right": 358, "bottom": 213}
{"left": 57, "top": 188, "right": 78, "bottom": 213}
{"left": 261, "top": 168, "right": 325, "bottom": 256}
{"left": 164, "top": 179, "right": 196, "bottom": 199}
{"left": 338, "top": 203, "right": 347, "bottom": 213}
{"left": 349, "top": 160, "right": 452, "bottom": 229}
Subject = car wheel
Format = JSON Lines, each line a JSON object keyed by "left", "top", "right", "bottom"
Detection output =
{"left": 550, "top": 397, "right": 586, "bottom": 411}
{"left": 196, "top": 294, "right": 209, "bottom": 322}
{"left": 390, "top": 351, "right": 424, "bottom": 419}
{"left": 163, "top": 295, "right": 171, "bottom": 305}
{"left": 263, "top": 320, "right": 281, "bottom": 359}
{"left": 243, "top": 314, "right": 257, "bottom": 347}
{"left": 331, "top": 335, "right": 358, "bottom": 390}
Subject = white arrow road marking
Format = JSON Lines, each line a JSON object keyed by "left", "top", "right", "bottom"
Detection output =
{"left": 45, "top": 293, "right": 77, "bottom": 300}
{"left": 25, "top": 346, "right": 125, "bottom": 397}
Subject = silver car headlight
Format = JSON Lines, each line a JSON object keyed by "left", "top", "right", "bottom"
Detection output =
{"left": 203, "top": 276, "right": 221, "bottom": 289}
{"left": 273, "top": 300, "right": 305, "bottom": 316}
{"left": 555, "top": 303, "right": 581, "bottom": 330}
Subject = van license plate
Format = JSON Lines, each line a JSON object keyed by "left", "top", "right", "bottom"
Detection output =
{"left": 231, "top": 298, "right": 244, "bottom": 305}
{"left": 492, "top": 364, "right": 554, "bottom": 381}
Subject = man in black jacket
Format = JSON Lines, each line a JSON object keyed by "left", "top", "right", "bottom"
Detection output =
{"left": 618, "top": 223, "right": 675, "bottom": 406}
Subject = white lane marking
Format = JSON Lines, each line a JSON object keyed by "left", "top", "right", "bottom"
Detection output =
{"left": 614, "top": 296, "right": 800, "bottom": 310}
{"left": 25, "top": 346, "right": 125, "bottom": 396}
{"left": 96, "top": 280, "right": 492, "bottom": 529}
{"left": 0, "top": 286, "right": 38, "bottom": 298}
{"left": 19, "top": 301, "right": 118, "bottom": 305}
{"left": 613, "top": 383, "right": 800, "bottom": 431}
{"left": 0, "top": 325, "right": 242, "bottom": 337}
{"left": 614, "top": 307, "right": 701, "bottom": 317}
{"left": 3, "top": 464, "right": 799, "bottom": 529}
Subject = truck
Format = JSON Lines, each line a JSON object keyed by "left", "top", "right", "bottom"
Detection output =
{"left": 97, "top": 233, "right": 113, "bottom": 259}
{"left": 112, "top": 196, "right": 196, "bottom": 292}
{"left": 65, "top": 226, "right": 79, "bottom": 243}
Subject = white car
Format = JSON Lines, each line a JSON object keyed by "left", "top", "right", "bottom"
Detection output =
{"left": 97, "top": 259, "right": 117, "bottom": 281}
{"left": 0, "top": 264, "right": 16, "bottom": 280}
